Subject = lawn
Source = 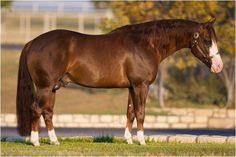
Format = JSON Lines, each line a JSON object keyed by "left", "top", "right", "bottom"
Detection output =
{"left": 1, "top": 137, "right": 235, "bottom": 156}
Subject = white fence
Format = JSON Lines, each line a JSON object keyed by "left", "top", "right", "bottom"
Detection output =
{"left": 1, "top": 10, "right": 112, "bottom": 44}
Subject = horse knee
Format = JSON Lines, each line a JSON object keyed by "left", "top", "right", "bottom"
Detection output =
{"left": 31, "top": 103, "right": 42, "bottom": 119}
{"left": 42, "top": 109, "right": 53, "bottom": 120}
{"left": 127, "top": 113, "right": 135, "bottom": 123}
{"left": 136, "top": 111, "right": 145, "bottom": 123}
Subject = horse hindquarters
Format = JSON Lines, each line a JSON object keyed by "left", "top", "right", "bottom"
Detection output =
{"left": 17, "top": 41, "right": 61, "bottom": 146}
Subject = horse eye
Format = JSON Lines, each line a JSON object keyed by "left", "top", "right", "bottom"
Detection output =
{"left": 204, "top": 39, "right": 212, "bottom": 47}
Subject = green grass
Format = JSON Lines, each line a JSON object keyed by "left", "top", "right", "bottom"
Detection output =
{"left": 1, "top": 137, "right": 235, "bottom": 156}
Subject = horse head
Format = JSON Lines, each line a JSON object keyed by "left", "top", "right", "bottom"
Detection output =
{"left": 190, "top": 18, "right": 223, "bottom": 73}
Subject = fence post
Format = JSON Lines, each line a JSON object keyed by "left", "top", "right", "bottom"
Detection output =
{"left": 78, "top": 14, "right": 84, "bottom": 33}
{"left": 51, "top": 13, "right": 57, "bottom": 30}
{"left": 19, "top": 14, "right": 25, "bottom": 34}
{"left": 44, "top": 13, "right": 50, "bottom": 32}
{"left": 25, "top": 14, "right": 31, "bottom": 42}
{"left": 94, "top": 16, "right": 100, "bottom": 34}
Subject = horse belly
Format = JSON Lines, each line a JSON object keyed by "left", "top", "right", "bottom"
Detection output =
{"left": 67, "top": 63, "right": 130, "bottom": 88}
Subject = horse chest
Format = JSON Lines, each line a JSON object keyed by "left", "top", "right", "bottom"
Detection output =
{"left": 125, "top": 52, "right": 158, "bottom": 85}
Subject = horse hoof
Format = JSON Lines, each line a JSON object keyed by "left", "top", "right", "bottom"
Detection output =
{"left": 32, "top": 141, "right": 40, "bottom": 146}
{"left": 126, "top": 138, "right": 133, "bottom": 144}
{"left": 139, "top": 141, "right": 146, "bottom": 145}
{"left": 50, "top": 140, "right": 60, "bottom": 145}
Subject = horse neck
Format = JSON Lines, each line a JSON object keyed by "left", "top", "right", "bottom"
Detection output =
{"left": 152, "top": 24, "right": 195, "bottom": 62}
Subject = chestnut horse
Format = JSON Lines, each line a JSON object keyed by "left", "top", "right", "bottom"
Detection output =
{"left": 17, "top": 18, "right": 223, "bottom": 146}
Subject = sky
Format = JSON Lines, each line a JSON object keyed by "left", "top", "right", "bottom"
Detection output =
{"left": 12, "top": 1, "right": 95, "bottom": 12}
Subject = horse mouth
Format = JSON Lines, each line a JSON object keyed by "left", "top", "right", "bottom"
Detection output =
{"left": 210, "top": 63, "right": 223, "bottom": 73}
{"left": 210, "top": 54, "right": 223, "bottom": 73}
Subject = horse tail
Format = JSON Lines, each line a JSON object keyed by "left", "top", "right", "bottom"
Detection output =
{"left": 16, "top": 41, "right": 35, "bottom": 136}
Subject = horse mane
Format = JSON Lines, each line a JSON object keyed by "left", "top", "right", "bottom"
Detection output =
{"left": 110, "top": 19, "right": 199, "bottom": 34}
{"left": 110, "top": 19, "right": 199, "bottom": 44}
{"left": 110, "top": 19, "right": 199, "bottom": 54}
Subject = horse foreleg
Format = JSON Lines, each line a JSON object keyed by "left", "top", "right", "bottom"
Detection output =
{"left": 131, "top": 83, "right": 149, "bottom": 145}
{"left": 124, "top": 88, "right": 135, "bottom": 144}
{"left": 41, "top": 90, "right": 60, "bottom": 145}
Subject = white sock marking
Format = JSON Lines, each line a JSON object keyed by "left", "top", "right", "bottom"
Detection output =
{"left": 30, "top": 131, "right": 39, "bottom": 142}
{"left": 124, "top": 127, "right": 133, "bottom": 144}
{"left": 30, "top": 131, "right": 40, "bottom": 146}
{"left": 48, "top": 129, "right": 58, "bottom": 142}
{"left": 124, "top": 127, "right": 132, "bottom": 139}
{"left": 137, "top": 130, "right": 146, "bottom": 145}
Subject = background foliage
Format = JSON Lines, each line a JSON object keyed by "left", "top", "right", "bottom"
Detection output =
{"left": 98, "top": 1, "right": 235, "bottom": 108}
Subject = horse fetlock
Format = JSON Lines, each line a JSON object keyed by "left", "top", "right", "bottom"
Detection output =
{"left": 137, "top": 130, "right": 146, "bottom": 145}
{"left": 48, "top": 129, "right": 59, "bottom": 145}
{"left": 124, "top": 128, "right": 133, "bottom": 144}
{"left": 30, "top": 131, "right": 40, "bottom": 146}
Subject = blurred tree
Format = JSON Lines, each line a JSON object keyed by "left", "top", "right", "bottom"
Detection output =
{"left": 1, "top": 0, "right": 12, "bottom": 8}
{"left": 166, "top": 1, "right": 235, "bottom": 107}
{"left": 216, "top": 1, "right": 235, "bottom": 107}
{"left": 98, "top": 1, "right": 235, "bottom": 108}
{"left": 93, "top": 1, "right": 111, "bottom": 9}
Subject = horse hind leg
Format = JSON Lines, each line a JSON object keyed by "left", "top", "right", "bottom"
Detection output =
{"left": 124, "top": 88, "right": 135, "bottom": 144}
{"left": 30, "top": 87, "right": 59, "bottom": 146}
{"left": 30, "top": 88, "right": 46, "bottom": 146}
{"left": 41, "top": 89, "right": 60, "bottom": 145}
{"left": 30, "top": 100, "right": 42, "bottom": 146}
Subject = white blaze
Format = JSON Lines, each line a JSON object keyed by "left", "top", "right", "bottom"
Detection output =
{"left": 209, "top": 40, "right": 223, "bottom": 73}
{"left": 209, "top": 40, "right": 219, "bottom": 57}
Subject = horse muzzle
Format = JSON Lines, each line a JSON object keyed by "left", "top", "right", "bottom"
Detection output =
{"left": 210, "top": 54, "right": 223, "bottom": 73}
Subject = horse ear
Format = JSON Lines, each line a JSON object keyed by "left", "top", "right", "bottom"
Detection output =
{"left": 202, "top": 17, "right": 216, "bottom": 27}
{"left": 208, "top": 17, "right": 216, "bottom": 25}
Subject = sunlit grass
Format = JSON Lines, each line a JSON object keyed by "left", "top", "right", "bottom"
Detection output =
{"left": 1, "top": 137, "right": 235, "bottom": 156}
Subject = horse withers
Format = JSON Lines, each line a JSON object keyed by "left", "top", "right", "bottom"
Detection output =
{"left": 16, "top": 18, "right": 223, "bottom": 146}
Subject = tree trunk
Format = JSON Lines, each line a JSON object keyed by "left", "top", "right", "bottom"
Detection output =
{"left": 157, "top": 69, "right": 165, "bottom": 108}
{"left": 220, "top": 59, "right": 235, "bottom": 108}
{"left": 225, "top": 83, "right": 234, "bottom": 108}
{"left": 157, "top": 61, "right": 168, "bottom": 108}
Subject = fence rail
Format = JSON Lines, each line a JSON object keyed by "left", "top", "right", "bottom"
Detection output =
{"left": 1, "top": 10, "right": 112, "bottom": 44}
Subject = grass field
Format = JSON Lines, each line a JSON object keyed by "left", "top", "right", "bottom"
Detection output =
{"left": 1, "top": 137, "right": 235, "bottom": 156}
